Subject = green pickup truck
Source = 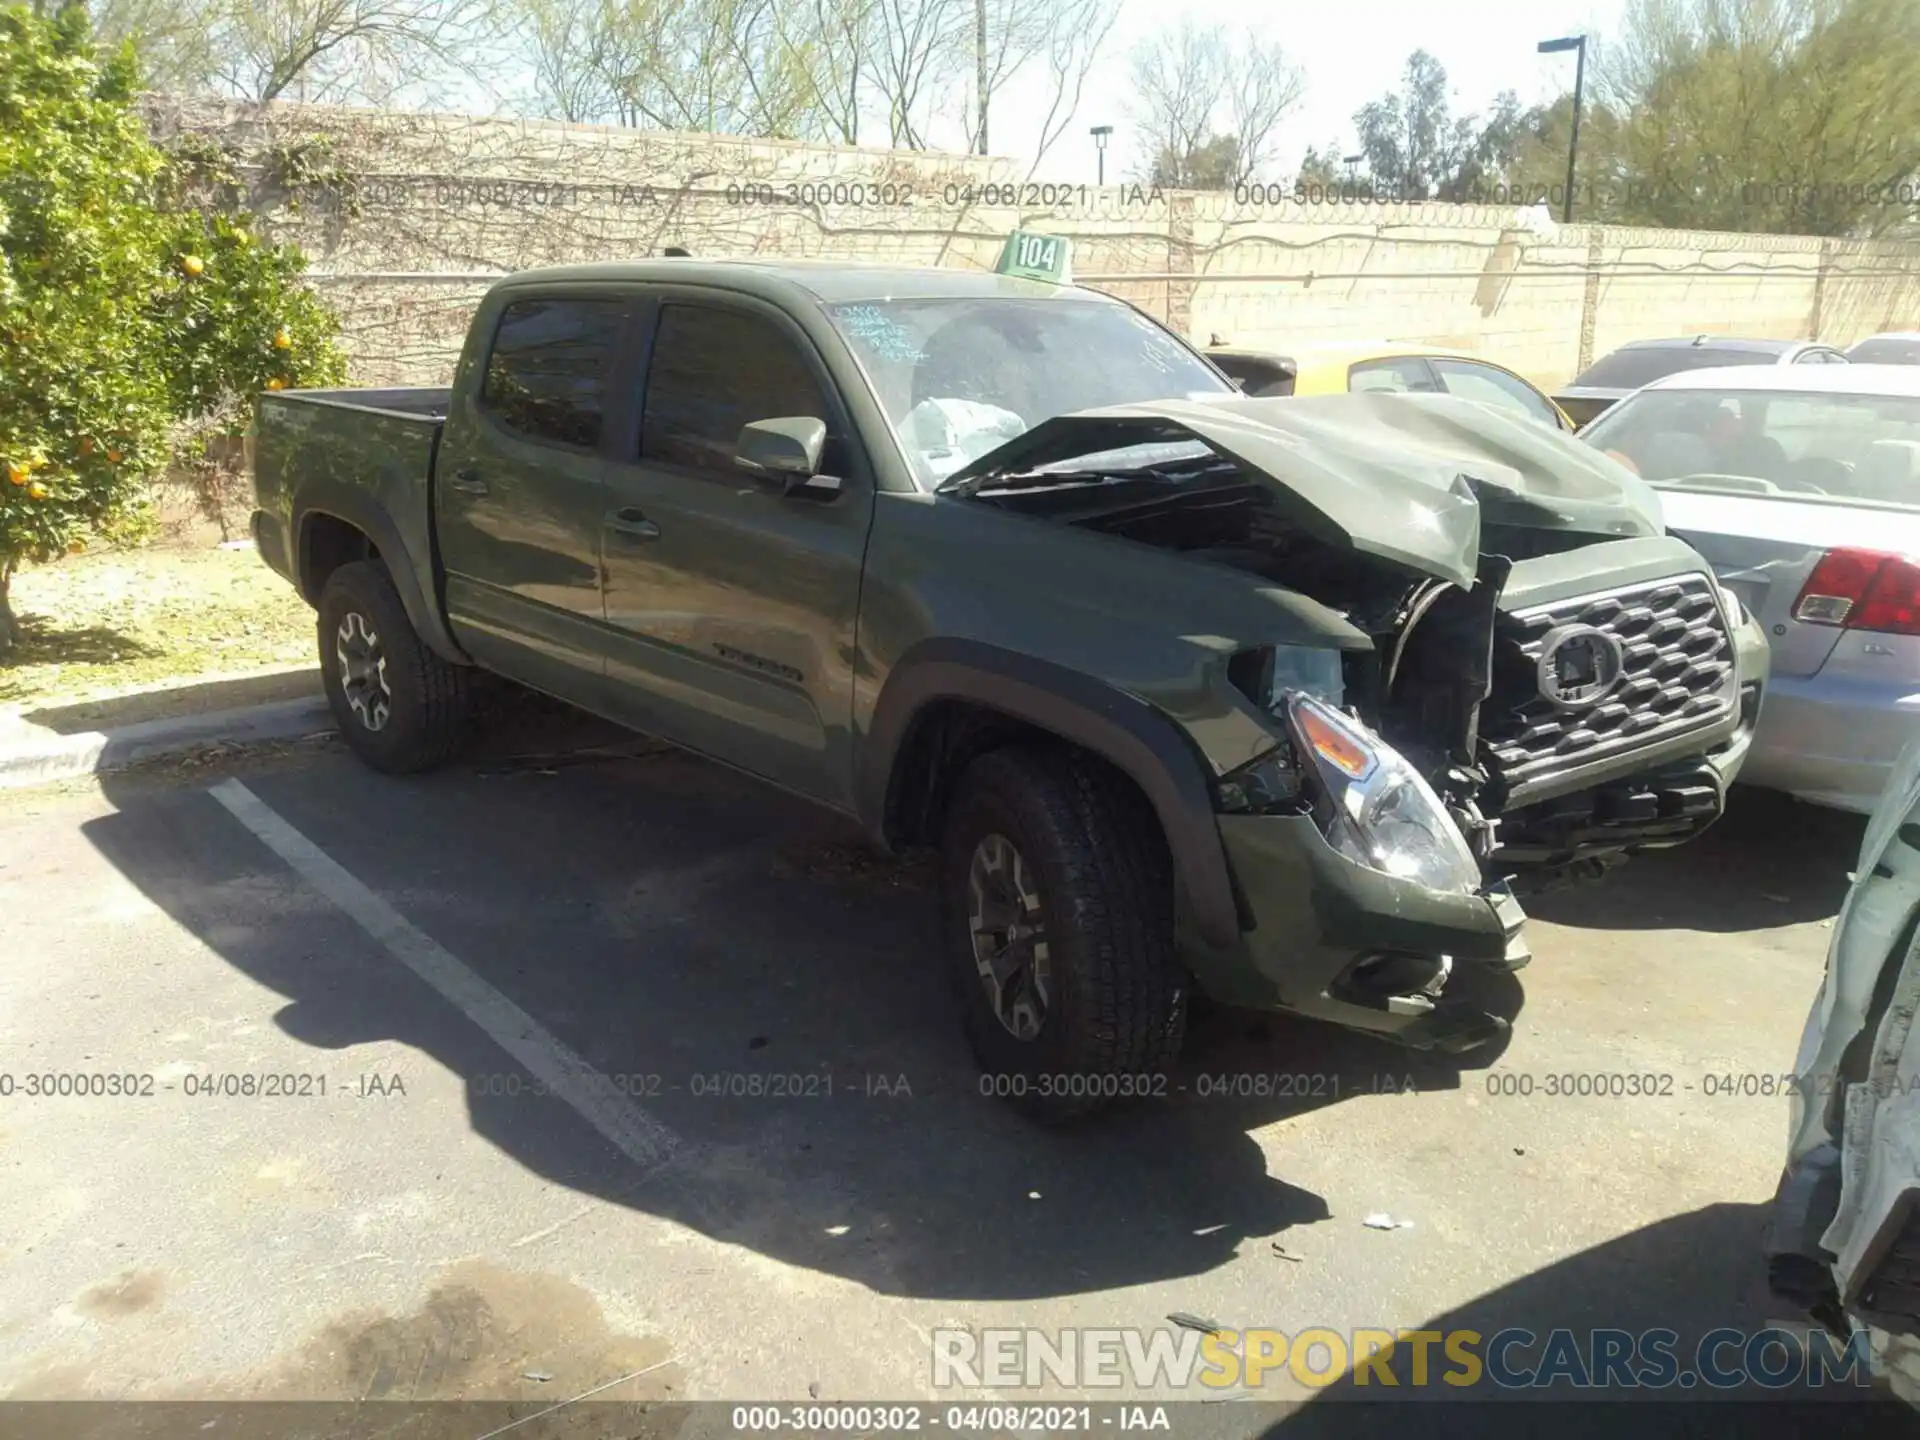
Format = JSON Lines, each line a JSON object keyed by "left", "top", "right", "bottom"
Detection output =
{"left": 250, "top": 257, "right": 1770, "bottom": 1115}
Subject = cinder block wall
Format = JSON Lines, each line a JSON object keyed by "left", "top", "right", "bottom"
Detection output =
{"left": 143, "top": 97, "right": 1920, "bottom": 390}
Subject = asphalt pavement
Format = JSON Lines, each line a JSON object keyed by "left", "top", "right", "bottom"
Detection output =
{"left": 0, "top": 699, "right": 1903, "bottom": 1433}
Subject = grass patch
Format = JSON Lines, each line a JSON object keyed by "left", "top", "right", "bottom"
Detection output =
{"left": 1, "top": 544, "right": 315, "bottom": 719}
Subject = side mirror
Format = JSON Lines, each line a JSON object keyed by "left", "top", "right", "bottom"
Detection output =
{"left": 736, "top": 416, "right": 828, "bottom": 490}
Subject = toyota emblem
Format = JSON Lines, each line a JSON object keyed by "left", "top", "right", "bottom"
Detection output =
{"left": 1537, "top": 624, "right": 1626, "bottom": 709}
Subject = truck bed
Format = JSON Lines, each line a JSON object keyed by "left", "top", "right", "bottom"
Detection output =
{"left": 249, "top": 387, "right": 451, "bottom": 596}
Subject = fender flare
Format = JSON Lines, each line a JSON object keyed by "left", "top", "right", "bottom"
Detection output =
{"left": 292, "top": 481, "right": 469, "bottom": 665}
{"left": 859, "top": 638, "right": 1244, "bottom": 948}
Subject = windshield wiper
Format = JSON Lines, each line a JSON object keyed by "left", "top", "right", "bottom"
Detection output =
{"left": 944, "top": 455, "right": 1236, "bottom": 498}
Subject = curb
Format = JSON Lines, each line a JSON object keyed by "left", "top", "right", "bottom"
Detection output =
{"left": 0, "top": 695, "right": 335, "bottom": 790}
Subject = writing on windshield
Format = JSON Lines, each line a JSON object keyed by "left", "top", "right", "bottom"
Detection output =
{"left": 825, "top": 296, "right": 1229, "bottom": 484}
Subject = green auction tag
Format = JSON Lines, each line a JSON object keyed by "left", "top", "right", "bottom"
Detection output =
{"left": 995, "top": 230, "right": 1071, "bottom": 283}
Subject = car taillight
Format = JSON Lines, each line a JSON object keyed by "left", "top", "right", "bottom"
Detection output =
{"left": 1793, "top": 548, "right": 1920, "bottom": 635}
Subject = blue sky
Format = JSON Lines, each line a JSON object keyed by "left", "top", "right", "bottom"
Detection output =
{"left": 976, "top": 0, "right": 1631, "bottom": 182}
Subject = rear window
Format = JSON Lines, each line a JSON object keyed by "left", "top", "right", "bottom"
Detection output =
{"left": 1580, "top": 386, "right": 1920, "bottom": 508}
{"left": 1569, "top": 345, "right": 1780, "bottom": 390}
{"left": 481, "top": 297, "right": 627, "bottom": 448}
{"left": 1848, "top": 338, "right": 1920, "bottom": 365}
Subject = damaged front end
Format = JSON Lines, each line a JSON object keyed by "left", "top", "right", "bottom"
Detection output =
{"left": 937, "top": 391, "right": 1757, "bottom": 1043}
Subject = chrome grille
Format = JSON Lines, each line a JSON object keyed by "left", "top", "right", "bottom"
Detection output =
{"left": 1481, "top": 574, "right": 1737, "bottom": 785}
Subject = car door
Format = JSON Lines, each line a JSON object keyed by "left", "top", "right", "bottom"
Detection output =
{"left": 1428, "top": 357, "right": 1569, "bottom": 430}
{"left": 597, "top": 294, "right": 877, "bottom": 809}
{"left": 435, "top": 290, "right": 635, "bottom": 706}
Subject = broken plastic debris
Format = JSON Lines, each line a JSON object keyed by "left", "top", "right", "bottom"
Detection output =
{"left": 825, "top": 1224, "right": 850, "bottom": 1236}
{"left": 1028, "top": 1191, "right": 1042, "bottom": 1199}
{"left": 1168, "top": 1312, "right": 1228, "bottom": 1335}
{"left": 523, "top": 1370, "right": 553, "bottom": 1383}
{"left": 1270, "top": 1242, "right": 1303, "bottom": 1262}
{"left": 1363, "top": 1213, "right": 1414, "bottom": 1230}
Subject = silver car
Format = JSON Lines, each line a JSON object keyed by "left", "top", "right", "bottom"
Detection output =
{"left": 1579, "top": 364, "right": 1920, "bottom": 814}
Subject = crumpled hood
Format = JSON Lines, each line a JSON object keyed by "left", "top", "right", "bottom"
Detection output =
{"left": 939, "top": 392, "right": 1665, "bottom": 590}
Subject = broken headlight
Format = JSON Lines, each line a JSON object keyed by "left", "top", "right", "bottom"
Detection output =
{"left": 1287, "top": 695, "right": 1482, "bottom": 896}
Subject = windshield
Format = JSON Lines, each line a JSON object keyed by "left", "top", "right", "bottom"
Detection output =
{"left": 822, "top": 296, "right": 1231, "bottom": 484}
{"left": 1579, "top": 386, "right": 1920, "bottom": 508}
{"left": 1568, "top": 345, "right": 1780, "bottom": 391}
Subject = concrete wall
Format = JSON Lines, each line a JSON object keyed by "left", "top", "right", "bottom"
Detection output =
{"left": 143, "top": 97, "right": 1920, "bottom": 390}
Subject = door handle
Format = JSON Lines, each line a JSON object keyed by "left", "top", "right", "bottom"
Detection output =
{"left": 605, "top": 506, "right": 661, "bottom": 541}
{"left": 447, "top": 467, "right": 488, "bottom": 495}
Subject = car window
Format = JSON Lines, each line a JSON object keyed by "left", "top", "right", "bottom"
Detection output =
{"left": 480, "top": 297, "right": 628, "bottom": 448}
{"left": 641, "top": 305, "right": 831, "bottom": 477}
{"left": 1348, "top": 357, "right": 1441, "bottom": 394}
{"left": 1429, "top": 358, "right": 1561, "bottom": 427}
{"left": 1848, "top": 338, "right": 1920, "bottom": 364}
{"left": 823, "top": 297, "right": 1229, "bottom": 485}
{"left": 1794, "top": 349, "right": 1843, "bottom": 364}
{"left": 1569, "top": 346, "right": 1778, "bottom": 389}
{"left": 1580, "top": 386, "right": 1920, "bottom": 507}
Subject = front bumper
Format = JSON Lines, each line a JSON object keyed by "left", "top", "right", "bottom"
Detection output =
{"left": 1185, "top": 810, "right": 1529, "bottom": 1049}
{"left": 1739, "top": 670, "right": 1920, "bottom": 816}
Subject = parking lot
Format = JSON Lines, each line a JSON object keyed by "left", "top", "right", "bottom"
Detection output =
{"left": 0, "top": 693, "right": 1885, "bottom": 1427}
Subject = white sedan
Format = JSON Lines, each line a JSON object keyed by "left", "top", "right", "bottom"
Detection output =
{"left": 1579, "top": 364, "right": 1920, "bottom": 814}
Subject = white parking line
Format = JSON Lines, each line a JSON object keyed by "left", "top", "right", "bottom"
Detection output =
{"left": 207, "top": 777, "right": 682, "bottom": 1173}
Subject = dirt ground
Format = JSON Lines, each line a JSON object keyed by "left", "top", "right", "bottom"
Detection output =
{"left": 0, "top": 534, "right": 315, "bottom": 728}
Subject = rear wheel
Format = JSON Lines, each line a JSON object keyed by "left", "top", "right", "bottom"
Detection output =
{"left": 317, "top": 561, "right": 470, "bottom": 774}
{"left": 939, "top": 745, "right": 1186, "bottom": 1122}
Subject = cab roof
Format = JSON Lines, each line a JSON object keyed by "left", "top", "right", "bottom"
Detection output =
{"left": 490, "top": 258, "right": 1111, "bottom": 306}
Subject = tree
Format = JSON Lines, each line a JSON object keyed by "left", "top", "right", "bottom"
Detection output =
{"left": 80, "top": 0, "right": 497, "bottom": 105}
{"left": 1591, "top": 0, "right": 1920, "bottom": 235}
{"left": 1127, "top": 17, "right": 1302, "bottom": 188}
{"left": 1148, "top": 134, "right": 1239, "bottom": 190}
{"left": 1352, "top": 50, "right": 1482, "bottom": 200}
{"left": 0, "top": 3, "right": 344, "bottom": 652}
{"left": 1294, "top": 143, "right": 1348, "bottom": 190}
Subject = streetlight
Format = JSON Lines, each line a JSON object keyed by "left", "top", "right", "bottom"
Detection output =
{"left": 1538, "top": 34, "right": 1587, "bottom": 224}
{"left": 1090, "top": 125, "right": 1113, "bottom": 186}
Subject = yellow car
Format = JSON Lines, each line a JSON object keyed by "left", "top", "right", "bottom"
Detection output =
{"left": 1205, "top": 340, "right": 1576, "bottom": 432}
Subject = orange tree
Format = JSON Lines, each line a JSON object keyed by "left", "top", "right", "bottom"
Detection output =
{"left": 0, "top": 2, "right": 344, "bottom": 653}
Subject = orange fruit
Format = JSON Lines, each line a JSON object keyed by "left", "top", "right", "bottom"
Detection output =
{"left": 5, "top": 460, "right": 27, "bottom": 486}
{"left": 26, "top": 481, "right": 48, "bottom": 499}
{"left": 106, "top": 449, "right": 123, "bottom": 462}
{"left": 181, "top": 254, "right": 205, "bottom": 276}
{"left": 272, "top": 328, "right": 292, "bottom": 349}
{"left": 265, "top": 377, "right": 287, "bottom": 391}
{"left": 78, "top": 437, "right": 93, "bottom": 457}
{"left": 67, "top": 540, "right": 85, "bottom": 555}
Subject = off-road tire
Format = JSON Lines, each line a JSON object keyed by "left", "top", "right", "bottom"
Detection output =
{"left": 939, "top": 744, "right": 1187, "bottom": 1122}
{"left": 317, "top": 561, "right": 470, "bottom": 774}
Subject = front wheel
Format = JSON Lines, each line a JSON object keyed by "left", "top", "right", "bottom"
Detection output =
{"left": 317, "top": 561, "right": 471, "bottom": 774}
{"left": 939, "top": 745, "right": 1187, "bottom": 1122}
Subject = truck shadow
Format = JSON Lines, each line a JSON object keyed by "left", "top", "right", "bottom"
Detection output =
{"left": 1524, "top": 786, "right": 1862, "bottom": 934}
{"left": 1254, "top": 1202, "right": 1905, "bottom": 1435}
{"left": 73, "top": 702, "right": 1537, "bottom": 1305}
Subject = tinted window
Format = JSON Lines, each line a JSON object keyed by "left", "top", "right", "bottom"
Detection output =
{"left": 641, "top": 306, "right": 829, "bottom": 475}
{"left": 1849, "top": 338, "right": 1920, "bottom": 365}
{"left": 1430, "top": 358, "right": 1561, "bottom": 427}
{"left": 481, "top": 298, "right": 625, "bottom": 447}
{"left": 1349, "top": 356, "right": 1441, "bottom": 394}
{"left": 1569, "top": 344, "right": 1780, "bottom": 390}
